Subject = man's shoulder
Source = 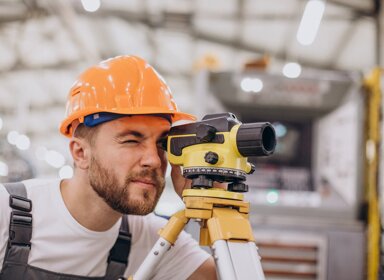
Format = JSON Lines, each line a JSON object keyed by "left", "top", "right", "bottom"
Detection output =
{"left": 23, "top": 178, "right": 61, "bottom": 197}
{"left": 22, "top": 178, "right": 61, "bottom": 189}
{"left": 0, "top": 178, "right": 60, "bottom": 207}
{"left": 128, "top": 213, "right": 168, "bottom": 228}
{"left": 0, "top": 177, "right": 59, "bottom": 215}
{"left": 127, "top": 213, "right": 169, "bottom": 242}
{"left": 0, "top": 183, "right": 10, "bottom": 210}
{"left": 0, "top": 183, "right": 12, "bottom": 242}
{"left": 0, "top": 177, "right": 60, "bottom": 191}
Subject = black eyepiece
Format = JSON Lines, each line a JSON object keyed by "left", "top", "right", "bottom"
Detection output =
{"left": 236, "top": 122, "right": 276, "bottom": 157}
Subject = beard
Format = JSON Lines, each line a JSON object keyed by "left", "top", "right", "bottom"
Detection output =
{"left": 88, "top": 155, "right": 165, "bottom": 215}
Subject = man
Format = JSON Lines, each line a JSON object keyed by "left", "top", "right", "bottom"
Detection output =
{"left": 0, "top": 56, "right": 217, "bottom": 279}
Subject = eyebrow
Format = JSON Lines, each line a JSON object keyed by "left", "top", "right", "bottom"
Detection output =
{"left": 158, "top": 130, "right": 169, "bottom": 139}
{"left": 115, "top": 129, "right": 169, "bottom": 140}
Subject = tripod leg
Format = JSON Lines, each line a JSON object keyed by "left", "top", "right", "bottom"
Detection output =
{"left": 132, "top": 210, "right": 189, "bottom": 280}
{"left": 227, "top": 241, "right": 265, "bottom": 280}
{"left": 212, "top": 241, "right": 265, "bottom": 280}
{"left": 212, "top": 240, "right": 237, "bottom": 280}
{"left": 206, "top": 207, "right": 265, "bottom": 280}
{"left": 133, "top": 237, "right": 172, "bottom": 279}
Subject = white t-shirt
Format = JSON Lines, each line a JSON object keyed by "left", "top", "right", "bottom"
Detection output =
{"left": 0, "top": 179, "right": 210, "bottom": 279}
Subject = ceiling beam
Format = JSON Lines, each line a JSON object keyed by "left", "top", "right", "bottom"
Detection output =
{"left": 0, "top": 1, "right": 376, "bottom": 71}
{"left": 319, "top": 0, "right": 374, "bottom": 16}
{"left": 194, "top": 30, "right": 337, "bottom": 70}
{"left": 326, "top": 16, "right": 361, "bottom": 68}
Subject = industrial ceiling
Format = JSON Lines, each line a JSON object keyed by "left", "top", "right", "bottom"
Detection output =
{"left": 0, "top": 0, "right": 381, "bottom": 178}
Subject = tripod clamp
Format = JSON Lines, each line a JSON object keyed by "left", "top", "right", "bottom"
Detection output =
{"left": 181, "top": 189, "right": 254, "bottom": 246}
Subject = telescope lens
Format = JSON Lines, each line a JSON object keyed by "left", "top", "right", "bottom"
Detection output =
{"left": 262, "top": 126, "right": 276, "bottom": 153}
{"left": 236, "top": 122, "right": 276, "bottom": 157}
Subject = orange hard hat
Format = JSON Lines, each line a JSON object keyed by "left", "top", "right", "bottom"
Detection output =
{"left": 59, "top": 55, "right": 196, "bottom": 137}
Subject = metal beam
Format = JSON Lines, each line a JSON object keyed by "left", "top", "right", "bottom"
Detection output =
{"left": 326, "top": 16, "right": 361, "bottom": 68}
{"left": 46, "top": 0, "right": 100, "bottom": 63}
{"left": 194, "top": 30, "right": 337, "bottom": 70}
{"left": 373, "top": 0, "right": 381, "bottom": 65}
{"left": 320, "top": 0, "right": 374, "bottom": 16}
{"left": 0, "top": 1, "right": 377, "bottom": 71}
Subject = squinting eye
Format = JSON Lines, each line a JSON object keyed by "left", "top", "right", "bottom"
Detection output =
{"left": 157, "top": 138, "right": 168, "bottom": 151}
{"left": 123, "top": 140, "right": 139, "bottom": 144}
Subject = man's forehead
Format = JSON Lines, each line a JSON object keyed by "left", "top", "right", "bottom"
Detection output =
{"left": 116, "top": 115, "right": 171, "bottom": 124}
{"left": 109, "top": 115, "right": 171, "bottom": 134}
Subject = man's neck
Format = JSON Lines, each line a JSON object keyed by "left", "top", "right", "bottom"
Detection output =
{"left": 60, "top": 176, "right": 122, "bottom": 232}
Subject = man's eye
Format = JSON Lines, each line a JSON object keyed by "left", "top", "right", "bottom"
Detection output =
{"left": 122, "top": 139, "right": 138, "bottom": 144}
{"left": 157, "top": 138, "right": 168, "bottom": 151}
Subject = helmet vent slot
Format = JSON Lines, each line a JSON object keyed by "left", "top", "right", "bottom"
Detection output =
{"left": 71, "top": 86, "right": 81, "bottom": 96}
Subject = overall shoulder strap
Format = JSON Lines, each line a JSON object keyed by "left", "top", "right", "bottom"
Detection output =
{"left": 2, "top": 182, "right": 33, "bottom": 265}
{"left": 104, "top": 215, "right": 131, "bottom": 279}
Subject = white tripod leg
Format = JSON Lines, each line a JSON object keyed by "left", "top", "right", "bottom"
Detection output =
{"left": 133, "top": 237, "right": 172, "bottom": 280}
{"left": 130, "top": 210, "right": 189, "bottom": 280}
{"left": 212, "top": 240, "right": 265, "bottom": 280}
{"left": 212, "top": 240, "right": 237, "bottom": 280}
{"left": 228, "top": 241, "right": 265, "bottom": 280}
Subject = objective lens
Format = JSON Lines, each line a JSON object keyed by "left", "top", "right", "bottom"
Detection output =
{"left": 236, "top": 122, "right": 276, "bottom": 157}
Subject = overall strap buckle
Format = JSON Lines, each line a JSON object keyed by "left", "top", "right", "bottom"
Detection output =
{"left": 9, "top": 194, "right": 32, "bottom": 212}
{"left": 3, "top": 183, "right": 33, "bottom": 248}
{"left": 9, "top": 211, "right": 33, "bottom": 247}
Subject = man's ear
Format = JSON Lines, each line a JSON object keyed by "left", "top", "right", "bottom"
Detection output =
{"left": 69, "top": 137, "right": 91, "bottom": 170}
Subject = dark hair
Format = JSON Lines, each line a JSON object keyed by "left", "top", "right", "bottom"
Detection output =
{"left": 73, "top": 123, "right": 100, "bottom": 146}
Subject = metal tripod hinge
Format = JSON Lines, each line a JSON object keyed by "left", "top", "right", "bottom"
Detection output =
{"left": 130, "top": 188, "right": 265, "bottom": 280}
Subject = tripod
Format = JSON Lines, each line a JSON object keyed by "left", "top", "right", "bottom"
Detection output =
{"left": 129, "top": 183, "right": 265, "bottom": 280}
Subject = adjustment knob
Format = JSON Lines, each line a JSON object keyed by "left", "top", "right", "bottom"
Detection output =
{"left": 204, "top": 151, "right": 219, "bottom": 164}
{"left": 228, "top": 183, "right": 248, "bottom": 192}
{"left": 249, "top": 163, "right": 256, "bottom": 174}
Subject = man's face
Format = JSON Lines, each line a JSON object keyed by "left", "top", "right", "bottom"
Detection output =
{"left": 88, "top": 115, "right": 170, "bottom": 215}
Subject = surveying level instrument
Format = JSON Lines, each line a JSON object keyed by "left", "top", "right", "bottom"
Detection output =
{"left": 130, "top": 113, "right": 276, "bottom": 280}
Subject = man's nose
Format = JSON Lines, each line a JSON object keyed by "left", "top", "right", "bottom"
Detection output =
{"left": 140, "top": 144, "right": 163, "bottom": 169}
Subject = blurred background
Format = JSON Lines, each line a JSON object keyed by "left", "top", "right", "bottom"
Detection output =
{"left": 0, "top": 0, "right": 383, "bottom": 279}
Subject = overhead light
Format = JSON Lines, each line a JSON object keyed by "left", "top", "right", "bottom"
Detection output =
{"left": 45, "top": 150, "right": 65, "bottom": 168}
{"left": 81, "top": 0, "right": 101, "bottom": 12}
{"left": 283, "top": 62, "right": 302, "bottom": 78}
{"left": 266, "top": 190, "right": 279, "bottom": 204}
{"left": 35, "top": 146, "right": 48, "bottom": 160}
{"left": 16, "top": 134, "right": 31, "bottom": 150}
{"left": 240, "top": 77, "right": 263, "bottom": 93}
{"left": 273, "top": 122, "right": 288, "bottom": 138}
{"left": 7, "top": 131, "right": 19, "bottom": 145}
{"left": 59, "top": 165, "right": 74, "bottom": 179}
{"left": 296, "top": 0, "right": 325, "bottom": 46}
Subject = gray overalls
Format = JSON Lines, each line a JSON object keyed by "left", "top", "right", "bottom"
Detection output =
{"left": 0, "top": 182, "right": 131, "bottom": 280}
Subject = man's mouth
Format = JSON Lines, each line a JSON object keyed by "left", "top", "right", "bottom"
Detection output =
{"left": 131, "top": 179, "right": 156, "bottom": 188}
